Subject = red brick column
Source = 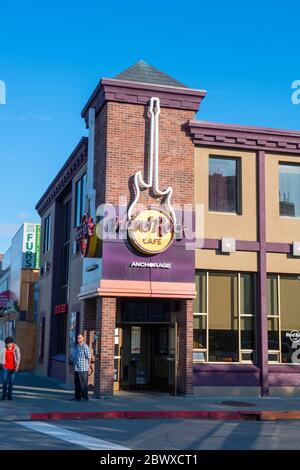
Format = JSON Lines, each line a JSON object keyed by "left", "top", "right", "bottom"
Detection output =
{"left": 176, "top": 299, "right": 194, "bottom": 396}
{"left": 94, "top": 296, "right": 116, "bottom": 397}
{"left": 82, "top": 298, "right": 96, "bottom": 387}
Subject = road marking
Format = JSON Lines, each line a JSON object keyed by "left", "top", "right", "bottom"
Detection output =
{"left": 16, "top": 421, "right": 130, "bottom": 450}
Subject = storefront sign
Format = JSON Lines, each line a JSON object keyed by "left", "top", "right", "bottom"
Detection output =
{"left": 129, "top": 261, "right": 171, "bottom": 269}
{"left": 127, "top": 98, "right": 176, "bottom": 256}
{"left": 22, "top": 223, "right": 41, "bottom": 269}
{"left": 100, "top": 204, "right": 195, "bottom": 282}
{"left": 75, "top": 213, "right": 96, "bottom": 257}
{"left": 128, "top": 208, "right": 174, "bottom": 255}
{"left": 35, "top": 225, "right": 41, "bottom": 269}
{"left": 54, "top": 304, "right": 68, "bottom": 314}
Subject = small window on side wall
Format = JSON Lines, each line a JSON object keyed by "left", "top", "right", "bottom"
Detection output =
{"left": 43, "top": 214, "right": 51, "bottom": 254}
{"left": 209, "top": 156, "right": 241, "bottom": 214}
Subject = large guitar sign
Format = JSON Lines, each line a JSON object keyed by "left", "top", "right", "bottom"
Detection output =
{"left": 128, "top": 97, "right": 175, "bottom": 255}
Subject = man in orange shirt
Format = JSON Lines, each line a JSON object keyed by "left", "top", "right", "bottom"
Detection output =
{"left": 0, "top": 337, "right": 21, "bottom": 401}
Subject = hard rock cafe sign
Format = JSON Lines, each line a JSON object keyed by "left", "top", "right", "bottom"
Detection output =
{"left": 128, "top": 208, "right": 174, "bottom": 255}
{"left": 76, "top": 97, "right": 178, "bottom": 258}
{"left": 127, "top": 97, "right": 175, "bottom": 255}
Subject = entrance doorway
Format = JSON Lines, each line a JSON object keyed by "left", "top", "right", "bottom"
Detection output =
{"left": 115, "top": 299, "right": 178, "bottom": 394}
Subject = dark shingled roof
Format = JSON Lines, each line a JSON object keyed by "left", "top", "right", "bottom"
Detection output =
{"left": 114, "top": 60, "right": 188, "bottom": 88}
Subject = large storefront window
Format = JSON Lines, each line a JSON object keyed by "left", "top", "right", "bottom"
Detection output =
{"left": 267, "top": 274, "right": 300, "bottom": 363}
{"left": 279, "top": 163, "right": 300, "bottom": 217}
{"left": 193, "top": 271, "right": 256, "bottom": 363}
{"left": 209, "top": 157, "right": 240, "bottom": 213}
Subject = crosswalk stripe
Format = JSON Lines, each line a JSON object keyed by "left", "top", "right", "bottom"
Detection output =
{"left": 16, "top": 421, "right": 130, "bottom": 450}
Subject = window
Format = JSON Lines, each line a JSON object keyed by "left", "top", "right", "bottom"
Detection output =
{"left": 209, "top": 157, "right": 240, "bottom": 213}
{"left": 43, "top": 214, "right": 51, "bottom": 253}
{"left": 279, "top": 163, "right": 300, "bottom": 217}
{"left": 193, "top": 271, "right": 256, "bottom": 363}
{"left": 267, "top": 274, "right": 300, "bottom": 363}
{"left": 75, "top": 173, "right": 87, "bottom": 227}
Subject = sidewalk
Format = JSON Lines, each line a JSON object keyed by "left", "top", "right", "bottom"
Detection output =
{"left": 1, "top": 372, "right": 300, "bottom": 421}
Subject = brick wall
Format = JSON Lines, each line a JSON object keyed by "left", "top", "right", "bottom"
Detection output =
{"left": 176, "top": 299, "right": 194, "bottom": 395}
{"left": 82, "top": 298, "right": 96, "bottom": 387}
{"left": 105, "top": 102, "right": 195, "bottom": 207}
{"left": 94, "top": 103, "right": 107, "bottom": 208}
{"left": 94, "top": 296, "right": 116, "bottom": 397}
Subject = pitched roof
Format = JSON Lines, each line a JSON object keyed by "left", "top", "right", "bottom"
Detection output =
{"left": 114, "top": 60, "right": 187, "bottom": 88}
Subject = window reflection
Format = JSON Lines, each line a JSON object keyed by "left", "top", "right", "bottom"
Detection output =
{"left": 209, "top": 273, "right": 239, "bottom": 362}
{"left": 209, "top": 157, "right": 240, "bottom": 213}
{"left": 193, "top": 271, "right": 256, "bottom": 364}
{"left": 267, "top": 274, "right": 300, "bottom": 363}
{"left": 279, "top": 164, "right": 300, "bottom": 217}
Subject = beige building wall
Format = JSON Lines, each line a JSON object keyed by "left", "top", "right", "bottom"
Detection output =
{"left": 195, "top": 146, "right": 257, "bottom": 272}
{"left": 267, "top": 253, "right": 300, "bottom": 274}
{"left": 195, "top": 147, "right": 257, "bottom": 241}
{"left": 194, "top": 149, "right": 300, "bottom": 274}
{"left": 196, "top": 249, "right": 257, "bottom": 272}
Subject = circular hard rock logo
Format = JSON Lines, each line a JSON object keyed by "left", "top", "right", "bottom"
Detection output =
{"left": 287, "top": 330, "right": 300, "bottom": 343}
{"left": 128, "top": 208, "right": 174, "bottom": 255}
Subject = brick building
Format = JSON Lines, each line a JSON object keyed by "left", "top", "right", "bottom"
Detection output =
{"left": 36, "top": 61, "right": 300, "bottom": 397}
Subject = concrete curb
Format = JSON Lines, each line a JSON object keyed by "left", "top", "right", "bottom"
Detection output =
{"left": 1, "top": 409, "right": 300, "bottom": 421}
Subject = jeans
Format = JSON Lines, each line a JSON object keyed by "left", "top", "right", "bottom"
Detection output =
{"left": 74, "top": 371, "right": 88, "bottom": 400}
{"left": 2, "top": 368, "right": 16, "bottom": 399}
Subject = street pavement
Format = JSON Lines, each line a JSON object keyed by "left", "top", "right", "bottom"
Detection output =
{"left": 1, "top": 372, "right": 300, "bottom": 449}
{"left": 2, "top": 371, "right": 300, "bottom": 419}
{"left": 1, "top": 419, "right": 300, "bottom": 450}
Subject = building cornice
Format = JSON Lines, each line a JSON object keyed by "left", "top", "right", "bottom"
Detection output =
{"left": 81, "top": 78, "right": 206, "bottom": 126}
{"left": 35, "top": 137, "right": 88, "bottom": 217}
{"left": 188, "top": 120, "right": 300, "bottom": 154}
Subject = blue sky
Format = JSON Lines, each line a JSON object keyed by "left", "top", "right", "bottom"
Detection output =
{"left": 0, "top": 0, "right": 300, "bottom": 252}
